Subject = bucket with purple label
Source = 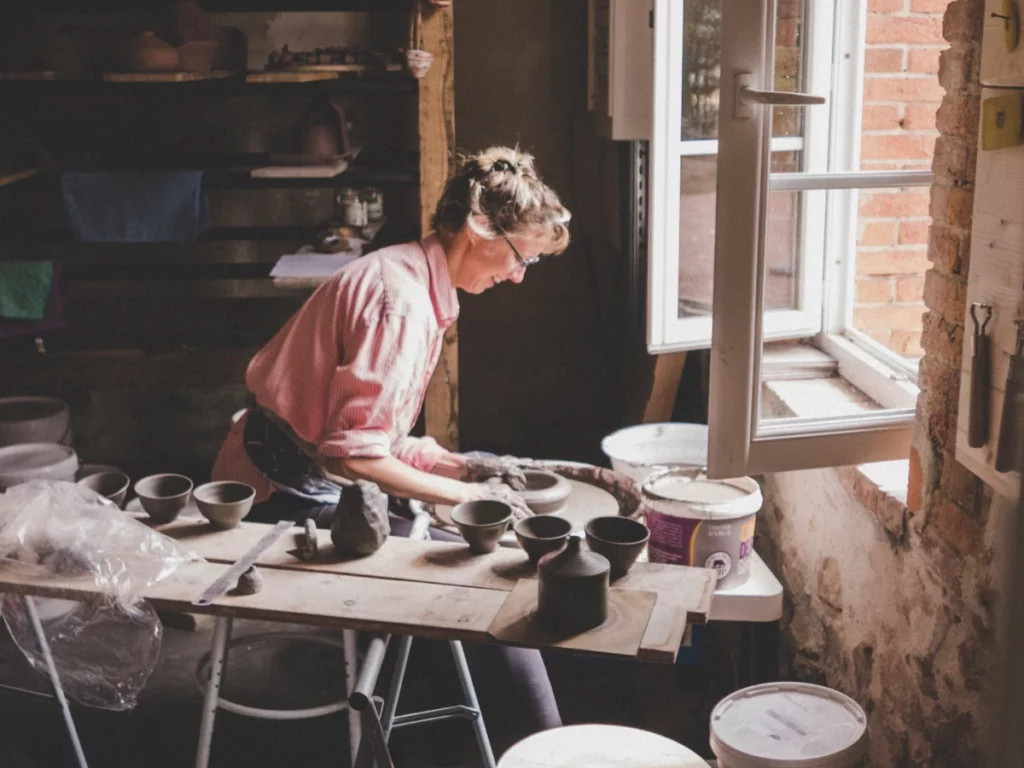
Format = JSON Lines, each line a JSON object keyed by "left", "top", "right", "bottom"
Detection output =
{"left": 641, "top": 468, "right": 762, "bottom": 588}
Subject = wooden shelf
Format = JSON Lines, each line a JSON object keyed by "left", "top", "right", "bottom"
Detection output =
{"left": 0, "top": 70, "right": 416, "bottom": 93}
{"left": 101, "top": 71, "right": 236, "bottom": 83}
{"left": 0, "top": 169, "right": 40, "bottom": 188}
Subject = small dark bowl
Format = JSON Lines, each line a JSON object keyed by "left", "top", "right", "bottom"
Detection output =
{"left": 450, "top": 500, "right": 513, "bottom": 554}
{"left": 584, "top": 516, "right": 650, "bottom": 580}
{"left": 514, "top": 515, "right": 572, "bottom": 565}
{"left": 134, "top": 473, "right": 193, "bottom": 524}
{"left": 76, "top": 470, "right": 131, "bottom": 509}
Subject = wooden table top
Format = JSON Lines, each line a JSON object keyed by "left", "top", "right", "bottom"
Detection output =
{"left": 0, "top": 518, "right": 715, "bottom": 663}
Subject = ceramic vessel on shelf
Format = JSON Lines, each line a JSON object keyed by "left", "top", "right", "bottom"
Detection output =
{"left": 296, "top": 97, "right": 346, "bottom": 160}
{"left": 517, "top": 469, "right": 572, "bottom": 515}
{"left": 514, "top": 515, "right": 571, "bottom": 565}
{"left": 404, "top": 49, "right": 433, "bottom": 78}
{"left": 76, "top": 471, "right": 130, "bottom": 509}
{"left": 194, "top": 481, "right": 255, "bottom": 529}
{"left": 123, "top": 31, "right": 181, "bottom": 73}
{"left": 450, "top": 500, "right": 512, "bottom": 554}
{"left": 537, "top": 534, "right": 609, "bottom": 633}
{"left": 134, "top": 473, "right": 193, "bottom": 524}
{"left": 584, "top": 516, "right": 650, "bottom": 580}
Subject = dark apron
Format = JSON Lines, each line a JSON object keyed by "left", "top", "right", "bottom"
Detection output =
{"left": 242, "top": 404, "right": 343, "bottom": 505}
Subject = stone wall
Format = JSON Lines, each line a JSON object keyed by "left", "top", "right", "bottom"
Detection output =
{"left": 761, "top": 2, "right": 1010, "bottom": 765}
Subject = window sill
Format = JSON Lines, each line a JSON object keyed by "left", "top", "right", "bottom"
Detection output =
{"left": 763, "top": 374, "right": 911, "bottom": 542}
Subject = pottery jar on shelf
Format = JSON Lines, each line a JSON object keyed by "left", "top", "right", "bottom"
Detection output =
{"left": 123, "top": 31, "right": 180, "bottom": 73}
{"left": 537, "top": 534, "right": 609, "bottom": 633}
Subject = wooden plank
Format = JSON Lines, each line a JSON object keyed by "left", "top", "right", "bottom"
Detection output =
{"left": 101, "top": 71, "right": 236, "bottom": 83}
{"left": 981, "top": 0, "right": 1024, "bottom": 87}
{"left": 0, "top": 71, "right": 87, "bottom": 81}
{"left": 245, "top": 71, "right": 339, "bottom": 83}
{"left": 956, "top": 85, "right": 1024, "bottom": 494}
{"left": 488, "top": 580, "right": 658, "bottom": 660}
{"left": 0, "top": 560, "right": 503, "bottom": 642}
{"left": 419, "top": 3, "right": 459, "bottom": 451}
{"left": 0, "top": 169, "right": 40, "bottom": 188}
{"left": 642, "top": 351, "right": 688, "bottom": 423}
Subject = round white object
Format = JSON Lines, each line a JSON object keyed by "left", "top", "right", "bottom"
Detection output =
{"left": 0, "top": 396, "right": 72, "bottom": 448}
{"left": 600, "top": 423, "right": 708, "bottom": 484}
{"left": 499, "top": 724, "right": 710, "bottom": 768}
{"left": 710, "top": 683, "right": 868, "bottom": 768}
{"left": 0, "top": 443, "right": 79, "bottom": 490}
{"left": 643, "top": 470, "right": 763, "bottom": 522}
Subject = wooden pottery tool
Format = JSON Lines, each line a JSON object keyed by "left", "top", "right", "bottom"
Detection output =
{"left": 996, "top": 321, "right": 1024, "bottom": 472}
{"left": 193, "top": 520, "right": 294, "bottom": 606}
{"left": 969, "top": 303, "right": 993, "bottom": 448}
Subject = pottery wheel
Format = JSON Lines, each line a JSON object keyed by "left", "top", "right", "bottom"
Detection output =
{"left": 434, "top": 477, "right": 620, "bottom": 535}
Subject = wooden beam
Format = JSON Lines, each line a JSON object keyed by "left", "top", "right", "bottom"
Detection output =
{"left": 419, "top": 2, "right": 459, "bottom": 450}
{"left": 642, "top": 352, "right": 688, "bottom": 424}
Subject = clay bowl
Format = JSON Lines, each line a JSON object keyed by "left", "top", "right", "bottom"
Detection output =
{"left": 514, "top": 515, "right": 572, "bottom": 565}
{"left": 517, "top": 469, "right": 572, "bottom": 515}
{"left": 194, "top": 481, "right": 256, "bottom": 530}
{"left": 76, "top": 470, "right": 131, "bottom": 509}
{"left": 135, "top": 473, "right": 193, "bottom": 524}
{"left": 584, "top": 516, "right": 650, "bottom": 580}
{"left": 450, "top": 500, "right": 513, "bottom": 554}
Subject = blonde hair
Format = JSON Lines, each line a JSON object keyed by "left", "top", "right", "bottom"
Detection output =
{"left": 432, "top": 146, "right": 571, "bottom": 254}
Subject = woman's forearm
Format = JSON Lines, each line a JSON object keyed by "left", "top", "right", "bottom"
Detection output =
{"left": 323, "top": 455, "right": 472, "bottom": 505}
{"left": 428, "top": 451, "right": 469, "bottom": 480}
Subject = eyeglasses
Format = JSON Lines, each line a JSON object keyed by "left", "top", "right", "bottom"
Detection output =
{"left": 502, "top": 234, "right": 542, "bottom": 271}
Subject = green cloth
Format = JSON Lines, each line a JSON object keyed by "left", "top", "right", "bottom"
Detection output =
{"left": 0, "top": 261, "right": 54, "bottom": 320}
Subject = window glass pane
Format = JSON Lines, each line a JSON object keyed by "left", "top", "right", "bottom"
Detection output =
{"left": 682, "top": 0, "right": 722, "bottom": 141}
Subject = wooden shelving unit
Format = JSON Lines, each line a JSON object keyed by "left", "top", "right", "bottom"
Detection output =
{"left": 0, "top": 169, "right": 40, "bottom": 188}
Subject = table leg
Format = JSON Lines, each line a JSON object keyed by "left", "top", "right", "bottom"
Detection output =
{"left": 449, "top": 641, "right": 496, "bottom": 768}
{"left": 195, "top": 615, "right": 232, "bottom": 768}
{"left": 343, "top": 629, "right": 360, "bottom": 766}
{"left": 24, "top": 597, "right": 88, "bottom": 768}
{"left": 381, "top": 635, "right": 412, "bottom": 738}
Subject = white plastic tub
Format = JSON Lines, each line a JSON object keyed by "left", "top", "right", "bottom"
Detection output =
{"left": 710, "top": 682, "right": 868, "bottom": 768}
{"left": 0, "top": 443, "right": 79, "bottom": 490}
{"left": 600, "top": 422, "right": 708, "bottom": 484}
{"left": 0, "top": 396, "right": 72, "bottom": 448}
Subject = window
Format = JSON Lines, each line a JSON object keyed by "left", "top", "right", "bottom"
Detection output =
{"left": 648, "top": 0, "right": 939, "bottom": 475}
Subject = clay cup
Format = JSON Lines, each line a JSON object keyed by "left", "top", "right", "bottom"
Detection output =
{"left": 135, "top": 473, "right": 193, "bottom": 524}
{"left": 514, "top": 515, "right": 572, "bottom": 565}
{"left": 584, "top": 516, "right": 650, "bottom": 580}
{"left": 194, "top": 481, "right": 256, "bottom": 530}
{"left": 76, "top": 470, "right": 131, "bottom": 509}
{"left": 450, "top": 500, "right": 512, "bottom": 554}
{"left": 517, "top": 469, "right": 572, "bottom": 515}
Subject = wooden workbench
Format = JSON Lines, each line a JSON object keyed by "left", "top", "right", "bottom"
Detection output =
{"left": 0, "top": 519, "right": 715, "bottom": 664}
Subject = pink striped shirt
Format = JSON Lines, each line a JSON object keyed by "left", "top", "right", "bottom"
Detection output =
{"left": 212, "top": 236, "right": 459, "bottom": 502}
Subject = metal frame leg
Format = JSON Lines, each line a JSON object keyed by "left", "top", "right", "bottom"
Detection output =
{"left": 381, "top": 635, "right": 412, "bottom": 738}
{"left": 343, "top": 629, "right": 361, "bottom": 766}
{"left": 24, "top": 597, "right": 88, "bottom": 768}
{"left": 195, "top": 615, "right": 232, "bottom": 768}
{"left": 449, "top": 640, "right": 496, "bottom": 768}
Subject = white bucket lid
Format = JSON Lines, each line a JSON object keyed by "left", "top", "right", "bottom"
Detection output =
{"left": 643, "top": 468, "right": 762, "bottom": 520}
{"left": 710, "top": 682, "right": 868, "bottom": 768}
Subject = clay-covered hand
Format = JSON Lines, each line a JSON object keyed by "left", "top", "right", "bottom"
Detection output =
{"left": 477, "top": 478, "right": 533, "bottom": 522}
{"left": 464, "top": 455, "right": 536, "bottom": 492}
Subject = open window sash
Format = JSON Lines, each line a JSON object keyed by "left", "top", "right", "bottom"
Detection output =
{"left": 705, "top": 0, "right": 913, "bottom": 478}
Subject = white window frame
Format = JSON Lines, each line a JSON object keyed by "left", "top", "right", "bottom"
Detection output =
{"left": 704, "top": 0, "right": 919, "bottom": 477}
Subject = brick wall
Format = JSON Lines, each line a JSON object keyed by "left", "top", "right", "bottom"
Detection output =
{"left": 760, "top": 3, "right": 1011, "bottom": 766}
{"left": 854, "top": 0, "right": 945, "bottom": 360}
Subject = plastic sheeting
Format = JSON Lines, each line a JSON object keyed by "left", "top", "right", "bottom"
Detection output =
{"left": 0, "top": 480, "right": 201, "bottom": 710}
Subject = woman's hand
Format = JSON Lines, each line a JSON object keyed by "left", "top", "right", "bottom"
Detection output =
{"left": 464, "top": 455, "right": 537, "bottom": 491}
{"left": 462, "top": 478, "right": 533, "bottom": 522}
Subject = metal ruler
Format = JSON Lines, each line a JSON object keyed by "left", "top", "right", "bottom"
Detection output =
{"left": 193, "top": 520, "right": 294, "bottom": 607}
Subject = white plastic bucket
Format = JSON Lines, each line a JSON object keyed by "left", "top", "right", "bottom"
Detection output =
{"left": 710, "top": 682, "right": 868, "bottom": 768}
{"left": 642, "top": 468, "right": 761, "bottom": 588}
{"left": 0, "top": 396, "right": 72, "bottom": 448}
{"left": 0, "top": 443, "right": 79, "bottom": 490}
{"left": 600, "top": 422, "right": 708, "bottom": 484}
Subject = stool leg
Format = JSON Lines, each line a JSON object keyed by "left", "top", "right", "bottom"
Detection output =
{"left": 381, "top": 635, "right": 413, "bottom": 738}
{"left": 195, "top": 615, "right": 232, "bottom": 768}
{"left": 449, "top": 641, "right": 496, "bottom": 768}
{"left": 24, "top": 597, "right": 88, "bottom": 768}
{"left": 343, "top": 629, "right": 360, "bottom": 766}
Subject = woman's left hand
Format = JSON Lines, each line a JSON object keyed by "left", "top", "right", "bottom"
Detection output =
{"left": 464, "top": 455, "right": 536, "bottom": 491}
{"left": 465, "top": 479, "right": 534, "bottom": 521}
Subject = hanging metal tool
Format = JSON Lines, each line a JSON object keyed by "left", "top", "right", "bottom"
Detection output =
{"left": 996, "top": 322, "right": 1024, "bottom": 472}
{"left": 969, "top": 303, "right": 993, "bottom": 448}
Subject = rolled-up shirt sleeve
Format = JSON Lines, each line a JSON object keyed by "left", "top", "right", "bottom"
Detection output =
{"left": 393, "top": 435, "right": 447, "bottom": 472}
{"left": 316, "top": 303, "right": 426, "bottom": 460}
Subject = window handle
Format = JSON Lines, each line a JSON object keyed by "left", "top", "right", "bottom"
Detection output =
{"left": 735, "top": 73, "right": 826, "bottom": 118}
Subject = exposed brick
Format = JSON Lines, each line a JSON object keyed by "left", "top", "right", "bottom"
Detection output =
{"left": 776, "top": 0, "right": 802, "bottom": 19}
{"left": 932, "top": 135, "right": 977, "bottom": 186}
{"left": 936, "top": 92, "right": 981, "bottom": 137}
{"left": 890, "top": 329, "right": 924, "bottom": 356}
{"left": 927, "top": 228, "right": 968, "bottom": 276}
{"left": 863, "top": 104, "right": 903, "bottom": 130}
{"left": 869, "top": 15, "right": 944, "bottom": 44}
{"left": 930, "top": 184, "right": 974, "bottom": 229}
{"left": 865, "top": 47, "right": 906, "bottom": 72}
{"left": 904, "top": 104, "right": 938, "bottom": 131}
{"left": 896, "top": 274, "right": 926, "bottom": 302}
{"left": 923, "top": 268, "right": 968, "bottom": 325}
{"left": 911, "top": 0, "right": 950, "bottom": 10}
{"left": 863, "top": 75, "right": 946, "bottom": 103}
{"left": 938, "top": 46, "right": 977, "bottom": 91}
{"left": 863, "top": 133, "right": 937, "bottom": 161}
{"left": 908, "top": 47, "right": 942, "bottom": 74}
{"left": 869, "top": 0, "right": 906, "bottom": 10}
{"left": 926, "top": 495, "right": 984, "bottom": 555}
{"left": 856, "top": 277, "right": 894, "bottom": 303}
{"left": 939, "top": 456, "right": 982, "bottom": 512}
{"left": 899, "top": 220, "right": 931, "bottom": 244}
{"left": 943, "top": 0, "right": 984, "bottom": 43}
{"left": 908, "top": 446, "right": 924, "bottom": 511}
{"left": 817, "top": 556, "right": 844, "bottom": 611}
{"left": 920, "top": 310, "right": 964, "bottom": 365}
{"left": 853, "top": 304, "right": 925, "bottom": 331}
{"left": 858, "top": 249, "right": 930, "bottom": 275}
{"left": 859, "top": 190, "right": 931, "bottom": 218}
{"left": 858, "top": 221, "right": 899, "bottom": 247}
{"left": 776, "top": 18, "right": 799, "bottom": 47}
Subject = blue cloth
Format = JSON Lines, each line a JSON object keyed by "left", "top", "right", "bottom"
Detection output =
{"left": 0, "top": 261, "right": 53, "bottom": 320}
{"left": 61, "top": 172, "right": 209, "bottom": 242}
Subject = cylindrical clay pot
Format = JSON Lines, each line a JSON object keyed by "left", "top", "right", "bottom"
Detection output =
{"left": 537, "top": 534, "right": 609, "bottom": 633}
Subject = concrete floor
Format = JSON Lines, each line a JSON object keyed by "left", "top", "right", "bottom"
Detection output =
{"left": 0, "top": 615, "right": 741, "bottom": 767}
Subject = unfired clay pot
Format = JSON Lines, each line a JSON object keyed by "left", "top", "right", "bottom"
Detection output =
{"left": 584, "top": 516, "right": 650, "bottom": 580}
{"left": 123, "top": 31, "right": 181, "bottom": 73}
{"left": 450, "top": 500, "right": 512, "bottom": 554}
{"left": 517, "top": 470, "right": 572, "bottom": 515}
{"left": 135, "top": 473, "right": 193, "bottom": 523}
{"left": 76, "top": 471, "right": 130, "bottom": 509}
{"left": 537, "top": 534, "right": 609, "bottom": 633}
{"left": 194, "top": 481, "right": 255, "bottom": 530}
{"left": 514, "top": 515, "right": 571, "bottom": 565}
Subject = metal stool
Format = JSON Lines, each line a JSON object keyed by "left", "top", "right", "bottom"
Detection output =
{"left": 497, "top": 724, "right": 710, "bottom": 768}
